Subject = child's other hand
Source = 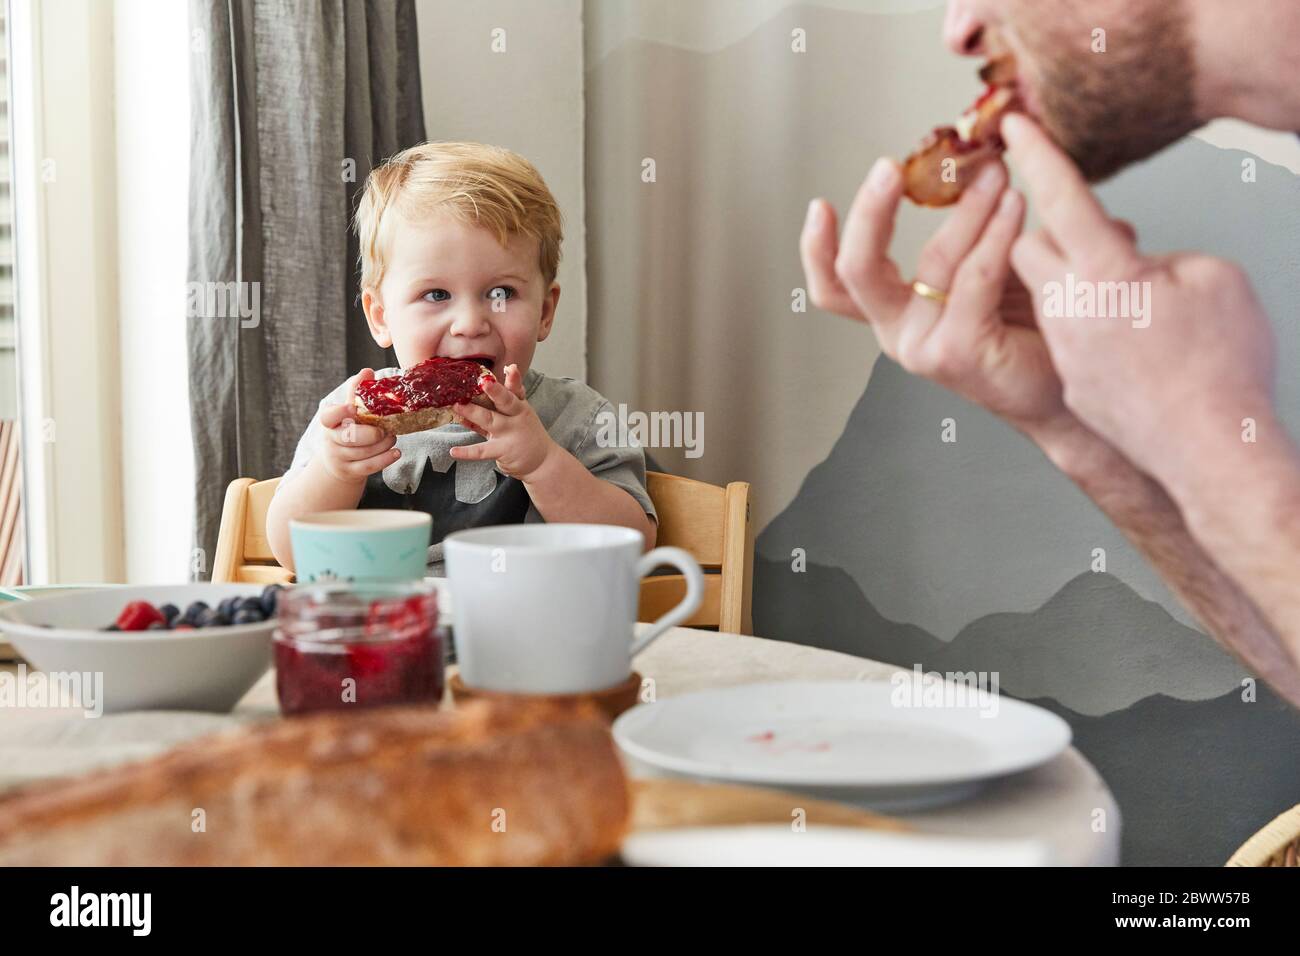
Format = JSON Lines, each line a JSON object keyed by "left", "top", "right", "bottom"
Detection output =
{"left": 450, "top": 363, "right": 557, "bottom": 480}
{"left": 500, "top": 362, "right": 528, "bottom": 401}
{"left": 317, "top": 368, "right": 400, "bottom": 483}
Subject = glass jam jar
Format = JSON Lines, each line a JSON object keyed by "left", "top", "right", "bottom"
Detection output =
{"left": 273, "top": 582, "right": 443, "bottom": 716}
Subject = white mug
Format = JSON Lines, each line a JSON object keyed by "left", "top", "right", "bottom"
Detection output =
{"left": 443, "top": 523, "right": 704, "bottom": 694}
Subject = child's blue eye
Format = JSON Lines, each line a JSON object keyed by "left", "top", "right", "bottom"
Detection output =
{"left": 488, "top": 286, "right": 516, "bottom": 301}
{"left": 424, "top": 289, "right": 451, "bottom": 302}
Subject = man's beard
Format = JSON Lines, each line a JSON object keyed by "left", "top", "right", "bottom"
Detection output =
{"left": 1013, "top": 0, "right": 1201, "bottom": 182}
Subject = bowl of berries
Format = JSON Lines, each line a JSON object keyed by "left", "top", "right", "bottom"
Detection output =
{"left": 0, "top": 583, "right": 284, "bottom": 713}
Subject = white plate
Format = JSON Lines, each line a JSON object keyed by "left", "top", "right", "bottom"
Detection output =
{"left": 613, "top": 681, "right": 1071, "bottom": 809}
{"left": 622, "top": 825, "right": 1054, "bottom": 867}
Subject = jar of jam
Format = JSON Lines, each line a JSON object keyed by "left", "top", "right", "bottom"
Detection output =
{"left": 273, "top": 582, "right": 443, "bottom": 716}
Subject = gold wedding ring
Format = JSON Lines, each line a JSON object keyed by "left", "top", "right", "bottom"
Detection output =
{"left": 911, "top": 279, "right": 949, "bottom": 304}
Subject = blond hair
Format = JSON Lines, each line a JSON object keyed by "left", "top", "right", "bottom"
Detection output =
{"left": 354, "top": 141, "right": 563, "bottom": 291}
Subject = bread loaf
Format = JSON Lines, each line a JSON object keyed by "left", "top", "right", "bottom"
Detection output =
{"left": 0, "top": 700, "right": 629, "bottom": 866}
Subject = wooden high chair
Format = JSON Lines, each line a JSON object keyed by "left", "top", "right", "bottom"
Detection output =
{"left": 639, "top": 472, "right": 751, "bottom": 634}
{"left": 212, "top": 471, "right": 752, "bottom": 634}
{"left": 211, "top": 478, "right": 295, "bottom": 587}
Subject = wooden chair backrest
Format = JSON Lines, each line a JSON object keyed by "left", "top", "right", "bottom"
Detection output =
{"left": 637, "top": 472, "right": 750, "bottom": 633}
{"left": 211, "top": 477, "right": 293, "bottom": 586}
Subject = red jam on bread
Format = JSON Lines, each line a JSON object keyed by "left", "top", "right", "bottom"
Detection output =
{"left": 353, "top": 357, "right": 497, "bottom": 435}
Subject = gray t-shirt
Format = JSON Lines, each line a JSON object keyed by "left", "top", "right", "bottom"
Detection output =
{"left": 276, "top": 366, "right": 656, "bottom": 574}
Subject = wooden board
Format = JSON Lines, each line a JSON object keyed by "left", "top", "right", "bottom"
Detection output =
{"left": 630, "top": 777, "right": 908, "bottom": 833}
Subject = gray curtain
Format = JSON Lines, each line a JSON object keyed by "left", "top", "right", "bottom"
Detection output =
{"left": 187, "top": 0, "right": 426, "bottom": 576}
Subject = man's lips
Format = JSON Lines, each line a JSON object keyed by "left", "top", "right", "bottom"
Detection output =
{"left": 981, "top": 31, "right": 1044, "bottom": 125}
{"left": 979, "top": 55, "right": 1016, "bottom": 86}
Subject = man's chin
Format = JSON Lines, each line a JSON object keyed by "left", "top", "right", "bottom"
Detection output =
{"left": 1006, "top": 0, "right": 1200, "bottom": 185}
{"left": 1042, "top": 109, "right": 1199, "bottom": 185}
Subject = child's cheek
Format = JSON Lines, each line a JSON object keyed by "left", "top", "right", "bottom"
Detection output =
{"left": 496, "top": 309, "right": 532, "bottom": 342}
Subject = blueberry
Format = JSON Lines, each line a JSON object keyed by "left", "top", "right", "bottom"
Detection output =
{"left": 181, "top": 601, "right": 209, "bottom": 625}
{"left": 232, "top": 607, "right": 264, "bottom": 626}
{"left": 195, "top": 608, "right": 226, "bottom": 628}
{"left": 236, "top": 596, "right": 262, "bottom": 614}
{"left": 159, "top": 603, "right": 180, "bottom": 624}
{"left": 259, "top": 584, "right": 282, "bottom": 617}
{"left": 218, "top": 596, "right": 240, "bottom": 619}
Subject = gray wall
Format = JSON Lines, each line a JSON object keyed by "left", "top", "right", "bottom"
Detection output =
{"left": 416, "top": 0, "right": 588, "bottom": 381}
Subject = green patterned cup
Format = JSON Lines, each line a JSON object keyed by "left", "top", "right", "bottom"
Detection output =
{"left": 289, "top": 511, "right": 431, "bottom": 584}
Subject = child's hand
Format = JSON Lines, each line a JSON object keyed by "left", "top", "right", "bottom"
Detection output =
{"left": 316, "top": 368, "right": 401, "bottom": 483}
{"left": 450, "top": 363, "right": 558, "bottom": 480}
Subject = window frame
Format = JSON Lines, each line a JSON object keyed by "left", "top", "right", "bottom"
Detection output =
{"left": 9, "top": 0, "right": 124, "bottom": 584}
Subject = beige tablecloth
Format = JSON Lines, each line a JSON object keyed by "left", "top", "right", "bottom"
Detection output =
{"left": 0, "top": 626, "right": 1120, "bottom": 865}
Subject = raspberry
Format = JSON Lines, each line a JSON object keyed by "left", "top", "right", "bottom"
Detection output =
{"left": 347, "top": 644, "right": 390, "bottom": 678}
{"left": 363, "top": 594, "right": 434, "bottom": 640}
{"left": 115, "top": 600, "right": 166, "bottom": 631}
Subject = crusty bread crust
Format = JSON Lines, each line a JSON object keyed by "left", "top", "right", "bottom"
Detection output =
{"left": 902, "top": 60, "right": 1018, "bottom": 208}
{"left": 353, "top": 398, "right": 463, "bottom": 435}
{"left": 0, "top": 700, "right": 630, "bottom": 866}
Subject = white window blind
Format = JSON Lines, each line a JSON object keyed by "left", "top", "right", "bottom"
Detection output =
{"left": 0, "top": 4, "right": 15, "bottom": 421}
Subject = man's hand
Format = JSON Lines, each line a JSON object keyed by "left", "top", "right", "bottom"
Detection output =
{"left": 449, "top": 363, "right": 559, "bottom": 480}
{"left": 803, "top": 136, "right": 1300, "bottom": 699}
{"left": 1003, "top": 112, "right": 1280, "bottom": 496}
{"left": 317, "top": 368, "right": 400, "bottom": 484}
{"left": 801, "top": 155, "right": 1069, "bottom": 436}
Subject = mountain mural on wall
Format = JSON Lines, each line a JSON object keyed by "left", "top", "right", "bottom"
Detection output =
{"left": 1030, "top": 689, "right": 1300, "bottom": 867}
{"left": 757, "top": 561, "right": 1245, "bottom": 716}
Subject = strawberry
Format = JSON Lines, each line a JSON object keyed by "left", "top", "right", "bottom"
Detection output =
{"left": 115, "top": 600, "right": 166, "bottom": 631}
{"left": 347, "top": 644, "right": 390, "bottom": 678}
{"left": 364, "top": 594, "right": 435, "bottom": 641}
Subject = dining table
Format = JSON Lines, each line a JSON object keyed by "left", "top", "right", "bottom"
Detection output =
{"left": 0, "top": 624, "right": 1121, "bottom": 866}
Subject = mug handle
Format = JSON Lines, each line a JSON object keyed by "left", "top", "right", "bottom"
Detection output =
{"left": 629, "top": 547, "right": 705, "bottom": 657}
